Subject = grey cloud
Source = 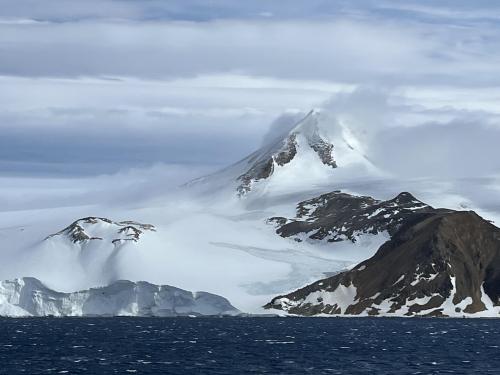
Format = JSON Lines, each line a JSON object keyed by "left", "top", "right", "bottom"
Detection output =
{"left": 0, "top": 109, "right": 266, "bottom": 176}
{"left": 1, "top": 1, "right": 500, "bottom": 181}
{"left": 0, "top": 1, "right": 407, "bottom": 21}
{"left": 2, "top": 1, "right": 500, "bottom": 22}
{"left": 322, "top": 88, "right": 500, "bottom": 178}
{"left": 1, "top": 18, "right": 499, "bottom": 87}
{"left": 0, "top": 74, "right": 328, "bottom": 176}
{"left": 371, "top": 120, "right": 500, "bottom": 178}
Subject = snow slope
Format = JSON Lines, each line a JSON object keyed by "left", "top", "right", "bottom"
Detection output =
{"left": 0, "top": 177, "right": 392, "bottom": 314}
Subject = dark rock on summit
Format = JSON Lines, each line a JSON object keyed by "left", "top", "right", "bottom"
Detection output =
{"left": 236, "top": 111, "right": 337, "bottom": 195}
{"left": 236, "top": 134, "right": 297, "bottom": 196}
{"left": 307, "top": 128, "right": 337, "bottom": 168}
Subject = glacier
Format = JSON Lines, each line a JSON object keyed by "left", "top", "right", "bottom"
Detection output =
{"left": 0, "top": 277, "right": 240, "bottom": 317}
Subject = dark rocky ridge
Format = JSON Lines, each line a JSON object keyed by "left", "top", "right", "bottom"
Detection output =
{"left": 307, "top": 127, "right": 337, "bottom": 168}
{"left": 236, "top": 134, "right": 297, "bottom": 196}
{"left": 268, "top": 191, "right": 439, "bottom": 242}
{"left": 266, "top": 210, "right": 500, "bottom": 317}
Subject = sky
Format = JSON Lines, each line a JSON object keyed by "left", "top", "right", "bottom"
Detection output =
{"left": 1, "top": 0, "right": 500, "bottom": 180}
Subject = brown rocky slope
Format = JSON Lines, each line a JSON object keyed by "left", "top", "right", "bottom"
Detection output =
{"left": 266, "top": 209, "right": 500, "bottom": 317}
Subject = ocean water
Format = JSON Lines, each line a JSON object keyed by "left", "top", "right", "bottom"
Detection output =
{"left": 0, "top": 317, "right": 499, "bottom": 374}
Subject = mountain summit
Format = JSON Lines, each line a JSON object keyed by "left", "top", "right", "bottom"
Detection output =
{"left": 229, "top": 110, "right": 378, "bottom": 196}
{"left": 187, "top": 110, "right": 379, "bottom": 198}
{"left": 236, "top": 110, "right": 336, "bottom": 195}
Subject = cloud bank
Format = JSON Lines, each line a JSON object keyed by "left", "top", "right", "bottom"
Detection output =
{"left": 0, "top": 0, "right": 499, "bottom": 182}
{"left": 319, "top": 88, "right": 500, "bottom": 179}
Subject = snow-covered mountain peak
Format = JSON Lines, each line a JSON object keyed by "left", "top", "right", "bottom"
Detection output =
{"left": 184, "top": 109, "right": 381, "bottom": 200}
{"left": 46, "top": 217, "right": 156, "bottom": 245}
{"left": 283, "top": 109, "right": 326, "bottom": 140}
{"left": 234, "top": 110, "right": 378, "bottom": 196}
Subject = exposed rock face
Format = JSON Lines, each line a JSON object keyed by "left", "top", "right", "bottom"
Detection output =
{"left": 307, "top": 127, "right": 337, "bottom": 168}
{"left": 266, "top": 210, "right": 500, "bottom": 317}
{"left": 237, "top": 134, "right": 297, "bottom": 196}
{"left": 236, "top": 111, "right": 337, "bottom": 195}
{"left": 46, "top": 217, "right": 156, "bottom": 245}
{"left": 274, "top": 133, "right": 298, "bottom": 166}
{"left": 268, "top": 191, "right": 436, "bottom": 242}
{"left": 0, "top": 278, "right": 240, "bottom": 317}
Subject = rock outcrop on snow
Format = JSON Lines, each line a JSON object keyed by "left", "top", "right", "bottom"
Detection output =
{"left": 268, "top": 191, "right": 437, "bottom": 242}
{"left": 46, "top": 217, "right": 156, "bottom": 245}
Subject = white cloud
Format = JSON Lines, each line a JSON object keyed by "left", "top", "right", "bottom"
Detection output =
{"left": 0, "top": 163, "right": 217, "bottom": 212}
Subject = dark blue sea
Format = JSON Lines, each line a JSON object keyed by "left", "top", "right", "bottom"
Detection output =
{"left": 0, "top": 317, "right": 499, "bottom": 374}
